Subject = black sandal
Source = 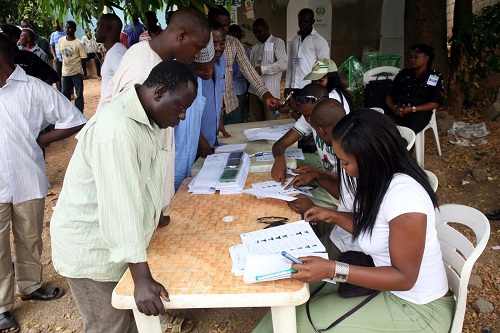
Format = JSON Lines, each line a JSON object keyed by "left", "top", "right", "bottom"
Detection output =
{"left": 20, "top": 285, "right": 65, "bottom": 301}
{"left": 0, "top": 312, "right": 19, "bottom": 333}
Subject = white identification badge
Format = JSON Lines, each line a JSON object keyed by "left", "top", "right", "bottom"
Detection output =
{"left": 427, "top": 74, "right": 439, "bottom": 86}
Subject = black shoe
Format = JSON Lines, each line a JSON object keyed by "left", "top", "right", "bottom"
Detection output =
{"left": 485, "top": 209, "right": 500, "bottom": 220}
{"left": 0, "top": 312, "right": 19, "bottom": 333}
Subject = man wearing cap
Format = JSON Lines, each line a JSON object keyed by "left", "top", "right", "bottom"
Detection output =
{"left": 174, "top": 34, "right": 215, "bottom": 190}
{"left": 285, "top": 8, "right": 330, "bottom": 91}
{"left": 249, "top": 18, "right": 287, "bottom": 121}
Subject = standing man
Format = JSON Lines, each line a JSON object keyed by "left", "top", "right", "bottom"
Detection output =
{"left": 139, "top": 11, "right": 163, "bottom": 42}
{"left": 108, "top": 8, "right": 210, "bottom": 226}
{"left": 95, "top": 13, "right": 126, "bottom": 111}
{"left": 51, "top": 60, "right": 198, "bottom": 333}
{"left": 81, "top": 29, "right": 102, "bottom": 78}
{"left": 0, "top": 34, "right": 86, "bottom": 333}
{"left": 58, "top": 21, "right": 87, "bottom": 112}
{"left": 249, "top": 18, "right": 287, "bottom": 121}
{"left": 20, "top": 19, "right": 52, "bottom": 60}
{"left": 175, "top": 36, "right": 215, "bottom": 189}
{"left": 49, "top": 21, "right": 66, "bottom": 90}
{"left": 123, "top": 15, "right": 144, "bottom": 47}
{"left": 285, "top": 8, "right": 330, "bottom": 91}
{"left": 18, "top": 28, "right": 50, "bottom": 64}
{"left": 200, "top": 28, "right": 227, "bottom": 148}
{"left": 1, "top": 24, "right": 58, "bottom": 85}
{"left": 207, "top": 6, "right": 281, "bottom": 122}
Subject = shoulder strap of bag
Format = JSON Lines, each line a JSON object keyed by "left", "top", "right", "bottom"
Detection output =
{"left": 306, "top": 286, "right": 379, "bottom": 333}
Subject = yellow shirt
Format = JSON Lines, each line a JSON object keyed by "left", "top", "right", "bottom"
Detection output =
{"left": 58, "top": 37, "right": 87, "bottom": 76}
{"left": 50, "top": 88, "right": 168, "bottom": 281}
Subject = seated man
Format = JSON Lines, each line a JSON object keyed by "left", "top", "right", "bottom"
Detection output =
{"left": 385, "top": 44, "right": 443, "bottom": 134}
{"left": 271, "top": 83, "right": 332, "bottom": 184}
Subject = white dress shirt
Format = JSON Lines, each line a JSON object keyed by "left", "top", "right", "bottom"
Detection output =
{"left": 98, "top": 42, "right": 127, "bottom": 111}
{"left": 0, "top": 66, "right": 87, "bottom": 204}
{"left": 285, "top": 29, "right": 330, "bottom": 89}
{"left": 249, "top": 35, "right": 287, "bottom": 98}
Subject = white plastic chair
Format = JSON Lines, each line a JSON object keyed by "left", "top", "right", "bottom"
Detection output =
{"left": 435, "top": 204, "right": 491, "bottom": 333}
{"left": 370, "top": 107, "right": 385, "bottom": 114}
{"left": 397, "top": 126, "right": 416, "bottom": 151}
{"left": 424, "top": 169, "right": 438, "bottom": 192}
{"left": 363, "top": 66, "right": 400, "bottom": 85}
{"left": 415, "top": 110, "right": 441, "bottom": 168}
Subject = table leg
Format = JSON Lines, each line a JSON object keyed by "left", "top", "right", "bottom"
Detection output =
{"left": 271, "top": 305, "right": 297, "bottom": 333}
{"left": 132, "top": 309, "right": 162, "bottom": 333}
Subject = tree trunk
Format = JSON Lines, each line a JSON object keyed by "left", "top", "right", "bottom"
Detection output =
{"left": 405, "top": 0, "right": 448, "bottom": 77}
{"left": 448, "top": 0, "right": 473, "bottom": 114}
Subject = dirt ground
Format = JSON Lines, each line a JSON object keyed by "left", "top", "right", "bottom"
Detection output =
{"left": 13, "top": 79, "right": 499, "bottom": 333}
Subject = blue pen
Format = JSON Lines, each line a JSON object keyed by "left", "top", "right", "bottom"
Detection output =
{"left": 281, "top": 251, "right": 303, "bottom": 264}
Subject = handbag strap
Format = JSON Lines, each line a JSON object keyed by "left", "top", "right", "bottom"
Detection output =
{"left": 306, "top": 285, "right": 379, "bottom": 333}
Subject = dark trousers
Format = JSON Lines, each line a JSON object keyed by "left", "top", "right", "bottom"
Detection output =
{"left": 389, "top": 110, "right": 432, "bottom": 134}
{"left": 62, "top": 74, "right": 84, "bottom": 112}
{"left": 54, "top": 60, "right": 63, "bottom": 91}
{"left": 224, "top": 94, "right": 248, "bottom": 124}
{"left": 82, "top": 53, "right": 101, "bottom": 78}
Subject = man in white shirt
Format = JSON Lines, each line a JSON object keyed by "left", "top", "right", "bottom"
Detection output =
{"left": 107, "top": 8, "right": 210, "bottom": 228}
{"left": 285, "top": 8, "right": 330, "bottom": 91}
{"left": 249, "top": 18, "right": 287, "bottom": 121}
{"left": 0, "top": 34, "right": 86, "bottom": 333}
{"left": 95, "top": 13, "right": 127, "bottom": 111}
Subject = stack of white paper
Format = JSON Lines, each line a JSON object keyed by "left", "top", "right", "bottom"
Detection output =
{"left": 228, "top": 221, "right": 328, "bottom": 283}
{"left": 214, "top": 143, "right": 247, "bottom": 153}
{"left": 243, "top": 123, "right": 294, "bottom": 142}
{"left": 188, "top": 153, "right": 250, "bottom": 195}
{"left": 243, "top": 180, "right": 311, "bottom": 202}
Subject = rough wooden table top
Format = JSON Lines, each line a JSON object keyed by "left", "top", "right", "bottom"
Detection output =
{"left": 114, "top": 173, "right": 306, "bottom": 308}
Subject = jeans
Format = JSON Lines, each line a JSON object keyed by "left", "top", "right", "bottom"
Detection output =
{"left": 62, "top": 74, "right": 84, "bottom": 112}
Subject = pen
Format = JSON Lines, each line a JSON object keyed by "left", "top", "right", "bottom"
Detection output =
{"left": 281, "top": 251, "right": 303, "bottom": 264}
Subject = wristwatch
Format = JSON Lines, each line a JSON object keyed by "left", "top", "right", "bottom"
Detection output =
{"left": 332, "top": 261, "right": 350, "bottom": 283}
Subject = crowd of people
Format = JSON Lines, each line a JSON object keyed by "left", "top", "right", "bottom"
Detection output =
{"left": 0, "top": 4, "right": 452, "bottom": 333}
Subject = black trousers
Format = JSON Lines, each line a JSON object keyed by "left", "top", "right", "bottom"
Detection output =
{"left": 388, "top": 110, "right": 432, "bottom": 134}
{"left": 82, "top": 53, "right": 101, "bottom": 77}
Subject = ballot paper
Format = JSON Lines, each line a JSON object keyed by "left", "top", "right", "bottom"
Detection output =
{"left": 243, "top": 180, "right": 311, "bottom": 202}
{"left": 243, "top": 122, "right": 295, "bottom": 141}
{"left": 215, "top": 143, "right": 247, "bottom": 153}
{"left": 228, "top": 221, "right": 328, "bottom": 283}
{"left": 253, "top": 148, "right": 304, "bottom": 162}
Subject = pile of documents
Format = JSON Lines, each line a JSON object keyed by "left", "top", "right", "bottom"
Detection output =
{"left": 229, "top": 221, "right": 328, "bottom": 283}
{"left": 188, "top": 153, "right": 250, "bottom": 195}
{"left": 243, "top": 123, "right": 294, "bottom": 141}
{"left": 251, "top": 148, "right": 304, "bottom": 162}
{"left": 243, "top": 180, "right": 312, "bottom": 202}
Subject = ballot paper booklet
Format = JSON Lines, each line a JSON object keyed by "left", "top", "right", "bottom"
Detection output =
{"left": 230, "top": 221, "right": 328, "bottom": 283}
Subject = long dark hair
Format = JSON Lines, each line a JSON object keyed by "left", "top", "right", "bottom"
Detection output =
{"left": 326, "top": 72, "right": 353, "bottom": 111}
{"left": 332, "top": 109, "right": 438, "bottom": 239}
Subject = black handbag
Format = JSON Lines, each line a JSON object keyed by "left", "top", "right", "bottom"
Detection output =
{"left": 305, "top": 251, "right": 379, "bottom": 332}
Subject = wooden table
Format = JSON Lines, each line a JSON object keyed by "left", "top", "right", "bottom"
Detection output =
{"left": 112, "top": 173, "right": 308, "bottom": 333}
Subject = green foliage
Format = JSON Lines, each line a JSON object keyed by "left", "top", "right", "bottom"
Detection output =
{"left": 0, "top": 0, "right": 54, "bottom": 38}
{"left": 453, "top": 3, "right": 500, "bottom": 102}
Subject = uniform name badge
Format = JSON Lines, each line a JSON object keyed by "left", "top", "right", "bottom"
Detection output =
{"left": 427, "top": 74, "right": 439, "bottom": 86}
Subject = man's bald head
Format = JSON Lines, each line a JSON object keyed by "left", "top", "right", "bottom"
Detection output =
{"left": 169, "top": 8, "right": 210, "bottom": 36}
{"left": 310, "top": 99, "right": 346, "bottom": 143}
{"left": 311, "top": 99, "right": 345, "bottom": 127}
{"left": 158, "top": 8, "right": 210, "bottom": 64}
